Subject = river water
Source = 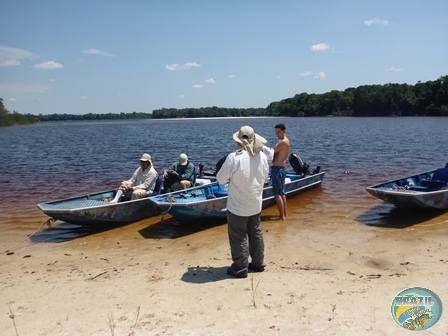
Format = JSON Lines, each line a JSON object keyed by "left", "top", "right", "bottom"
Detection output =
{"left": 0, "top": 117, "right": 447, "bottom": 249}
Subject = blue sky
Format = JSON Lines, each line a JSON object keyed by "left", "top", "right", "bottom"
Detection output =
{"left": 1, "top": 0, "right": 447, "bottom": 115}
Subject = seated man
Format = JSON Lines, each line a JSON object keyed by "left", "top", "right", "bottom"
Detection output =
{"left": 109, "top": 153, "right": 158, "bottom": 204}
{"left": 162, "top": 153, "right": 195, "bottom": 193}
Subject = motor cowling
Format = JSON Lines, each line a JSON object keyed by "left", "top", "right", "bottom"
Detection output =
{"left": 289, "top": 153, "right": 310, "bottom": 176}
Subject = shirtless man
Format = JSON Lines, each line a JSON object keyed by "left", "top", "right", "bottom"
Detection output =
{"left": 271, "top": 123, "right": 290, "bottom": 220}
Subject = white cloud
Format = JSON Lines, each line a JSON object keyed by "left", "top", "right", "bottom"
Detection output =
{"left": 299, "top": 71, "right": 313, "bottom": 77}
{"left": 364, "top": 18, "right": 389, "bottom": 26}
{"left": 310, "top": 43, "right": 330, "bottom": 52}
{"left": 0, "top": 60, "right": 21, "bottom": 67}
{"left": 277, "top": 76, "right": 282, "bottom": 79}
{"left": 165, "top": 62, "right": 201, "bottom": 71}
{"left": 183, "top": 62, "right": 201, "bottom": 69}
{"left": 34, "top": 61, "right": 63, "bottom": 70}
{"left": 80, "top": 96, "right": 88, "bottom": 100}
{"left": 82, "top": 48, "right": 116, "bottom": 57}
{"left": 0, "top": 83, "right": 49, "bottom": 93}
{"left": 228, "top": 74, "right": 236, "bottom": 79}
{"left": 385, "top": 67, "right": 403, "bottom": 72}
{"left": 0, "top": 46, "right": 37, "bottom": 67}
{"left": 299, "top": 71, "right": 326, "bottom": 79}
{"left": 176, "top": 94, "right": 185, "bottom": 99}
{"left": 165, "top": 63, "right": 179, "bottom": 71}
{"left": 205, "top": 78, "right": 216, "bottom": 84}
{"left": 8, "top": 97, "right": 16, "bottom": 102}
{"left": 48, "top": 78, "right": 56, "bottom": 82}
{"left": 0, "top": 46, "right": 36, "bottom": 63}
{"left": 192, "top": 84, "right": 203, "bottom": 89}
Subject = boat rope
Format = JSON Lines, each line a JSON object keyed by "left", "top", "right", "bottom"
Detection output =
{"left": 160, "top": 195, "right": 176, "bottom": 223}
{"left": 2, "top": 218, "right": 56, "bottom": 254}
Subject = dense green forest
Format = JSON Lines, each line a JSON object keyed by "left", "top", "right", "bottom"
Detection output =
{"left": 151, "top": 107, "right": 267, "bottom": 118}
{"left": 1, "top": 76, "right": 447, "bottom": 125}
{"left": 36, "top": 111, "right": 154, "bottom": 122}
{"left": 267, "top": 75, "right": 448, "bottom": 117}
{"left": 0, "top": 98, "right": 36, "bottom": 126}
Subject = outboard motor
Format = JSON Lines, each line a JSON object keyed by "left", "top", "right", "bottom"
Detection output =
{"left": 197, "top": 163, "right": 204, "bottom": 177}
{"left": 289, "top": 153, "right": 310, "bottom": 176}
{"left": 312, "top": 166, "right": 321, "bottom": 175}
{"left": 215, "top": 154, "right": 228, "bottom": 175}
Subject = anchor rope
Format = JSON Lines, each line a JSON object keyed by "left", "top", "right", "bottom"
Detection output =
{"left": 160, "top": 195, "right": 176, "bottom": 223}
{"left": 2, "top": 218, "right": 56, "bottom": 254}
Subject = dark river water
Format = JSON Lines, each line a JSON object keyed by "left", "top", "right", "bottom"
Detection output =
{"left": 1, "top": 117, "right": 447, "bottom": 249}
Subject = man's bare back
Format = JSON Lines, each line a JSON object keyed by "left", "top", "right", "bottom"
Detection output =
{"left": 272, "top": 128, "right": 290, "bottom": 166}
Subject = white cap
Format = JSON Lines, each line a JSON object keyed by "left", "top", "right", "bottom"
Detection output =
{"left": 140, "top": 153, "right": 152, "bottom": 163}
{"left": 179, "top": 153, "right": 188, "bottom": 165}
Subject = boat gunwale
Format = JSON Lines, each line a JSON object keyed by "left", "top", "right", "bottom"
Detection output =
{"left": 151, "top": 171, "right": 325, "bottom": 209}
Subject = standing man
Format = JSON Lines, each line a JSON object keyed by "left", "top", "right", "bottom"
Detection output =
{"left": 217, "top": 126, "right": 269, "bottom": 278}
{"left": 272, "top": 123, "right": 290, "bottom": 221}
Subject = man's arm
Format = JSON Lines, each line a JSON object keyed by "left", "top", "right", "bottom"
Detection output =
{"left": 273, "top": 140, "right": 290, "bottom": 165}
{"left": 127, "top": 168, "right": 139, "bottom": 185}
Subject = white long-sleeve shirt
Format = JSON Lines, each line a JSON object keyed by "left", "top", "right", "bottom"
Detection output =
{"left": 216, "top": 151, "right": 269, "bottom": 216}
{"left": 127, "top": 166, "right": 158, "bottom": 193}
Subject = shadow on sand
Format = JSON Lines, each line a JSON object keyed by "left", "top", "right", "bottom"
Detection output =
{"left": 180, "top": 266, "right": 230, "bottom": 284}
{"left": 139, "top": 217, "right": 227, "bottom": 239}
{"left": 28, "top": 220, "right": 130, "bottom": 243}
{"left": 355, "top": 203, "right": 447, "bottom": 229}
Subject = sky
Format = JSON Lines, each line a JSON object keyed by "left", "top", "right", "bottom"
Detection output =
{"left": 1, "top": 0, "right": 447, "bottom": 115}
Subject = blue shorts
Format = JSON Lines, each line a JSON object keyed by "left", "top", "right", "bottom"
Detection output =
{"left": 271, "top": 166, "right": 286, "bottom": 196}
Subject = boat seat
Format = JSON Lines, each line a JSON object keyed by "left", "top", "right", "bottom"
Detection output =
{"left": 421, "top": 168, "right": 448, "bottom": 188}
{"left": 149, "top": 176, "right": 163, "bottom": 196}
{"left": 408, "top": 186, "right": 430, "bottom": 192}
{"left": 191, "top": 168, "right": 197, "bottom": 187}
{"left": 196, "top": 178, "right": 212, "bottom": 185}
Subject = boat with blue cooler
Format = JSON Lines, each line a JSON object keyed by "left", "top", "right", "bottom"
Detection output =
{"left": 366, "top": 163, "right": 448, "bottom": 209}
{"left": 149, "top": 170, "right": 325, "bottom": 221}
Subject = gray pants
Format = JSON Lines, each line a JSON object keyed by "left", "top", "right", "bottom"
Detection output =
{"left": 227, "top": 211, "right": 265, "bottom": 272}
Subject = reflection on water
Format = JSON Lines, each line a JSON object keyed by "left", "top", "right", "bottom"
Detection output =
{"left": 1, "top": 117, "right": 448, "bottom": 246}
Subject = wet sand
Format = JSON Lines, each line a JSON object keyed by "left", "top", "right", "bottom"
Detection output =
{"left": 1, "top": 205, "right": 447, "bottom": 335}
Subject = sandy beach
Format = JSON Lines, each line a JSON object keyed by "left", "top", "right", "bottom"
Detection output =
{"left": 1, "top": 206, "right": 447, "bottom": 336}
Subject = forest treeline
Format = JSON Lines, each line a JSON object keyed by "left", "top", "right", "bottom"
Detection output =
{"left": 1, "top": 75, "right": 447, "bottom": 126}
{"left": 36, "top": 111, "right": 155, "bottom": 122}
{"left": 266, "top": 75, "right": 448, "bottom": 117}
{"left": 144, "top": 75, "right": 448, "bottom": 118}
{"left": 0, "top": 98, "right": 36, "bottom": 126}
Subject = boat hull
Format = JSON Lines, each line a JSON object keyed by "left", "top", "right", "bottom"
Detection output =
{"left": 38, "top": 190, "right": 160, "bottom": 225}
{"left": 151, "top": 172, "right": 325, "bottom": 221}
{"left": 366, "top": 169, "right": 448, "bottom": 209}
{"left": 151, "top": 183, "right": 228, "bottom": 220}
{"left": 261, "top": 172, "right": 325, "bottom": 209}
